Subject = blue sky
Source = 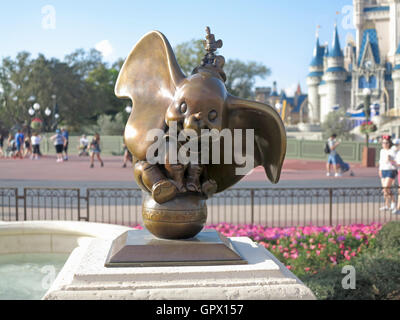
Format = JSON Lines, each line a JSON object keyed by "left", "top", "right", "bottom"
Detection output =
{"left": 0, "top": 0, "right": 354, "bottom": 95}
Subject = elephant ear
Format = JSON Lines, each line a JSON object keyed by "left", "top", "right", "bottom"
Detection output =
{"left": 226, "top": 94, "right": 286, "bottom": 184}
{"left": 115, "top": 31, "right": 186, "bottom": 160}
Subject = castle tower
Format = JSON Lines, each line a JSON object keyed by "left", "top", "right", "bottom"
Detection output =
{"left": 322, "top": 25, "right": 347, "bottom": 121}
{"left": 393, "top": 43, "right": 400, "bottom": 109}
{"left": 306, "top": 32, "right": 324, "bottom": 123}
{"left": 389, "top": 0, "right": 400, "bottom": 59}
{"left": 354, "top": 0, "right": 365, "bottom": 53}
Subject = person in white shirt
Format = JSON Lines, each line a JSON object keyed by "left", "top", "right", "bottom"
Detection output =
{"left": 326, "top": 134, "right": 341, "bottom": 177}
{"left": 392, "top": 138, "right": 400, "bottom": 214}
{"left": 78, "top": 135, "right": 89, "bottom": 156}
{"left": 31, "top": 133, "right": 41, "bottom": 160}
{"left": 379, "top": 136, "right": 397, "bottom": 213}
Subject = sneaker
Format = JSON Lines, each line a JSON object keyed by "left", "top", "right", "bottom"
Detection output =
{"left": 380, "top": 206, "right": 389, "bottom": 211}
{"left": 101, "top": 162, "right": 104, "bottom": 167}
{"left": 390, "top": 202, "right": 396, "bottom": 211}
{"left": 335, "top": 173, "right": 342, "bottom": 177}
{"left": 90, "top": 164, "right": 94, "bottom": 168}
{"left": 392, "top": 208, "right": 400, "bottom": 214}
{"left": 122, "top": 163, "right": 127, "bottom": 168}
{"left": 326, "top": 172, "right": 332, "bottom": 177}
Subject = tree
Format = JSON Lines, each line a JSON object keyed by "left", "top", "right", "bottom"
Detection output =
{"left": 224, "top": 59, "right": 270, "bottom": 99}
{"left": 174, "top": 39, "right": 270, "bottom": 99}
{"left": 174, "top": 39, "right": 205, "bottom": 76}
{"left": 0, "top": 50, "right": 127, "bottom": 133}
{"left": 321, "top": 109, "right": 353, "bottom": 140}
{"left": 94, "top": 112, "right": 125, "bottom": 136}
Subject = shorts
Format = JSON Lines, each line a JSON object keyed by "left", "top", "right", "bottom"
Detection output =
{"left": 16, "top": 144, "right": 21, "bottom": 151}
{"left": 55, "top": 144, "right": 63, "bottom": 153}
{"left": 327, "top": 154, "right": 339, "bottom": 165}
{"left": 33, "top": 145, "right": 40, "bottom": 154}
{"left": 381, "top": 170, "right": 397, "bottom": 179}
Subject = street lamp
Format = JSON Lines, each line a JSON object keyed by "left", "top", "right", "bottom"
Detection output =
{"left": 125, "top": 105, "right": 132, "bottom": 113}
{"left": 45, "top": 107, "right": 51, "bottom": 116}
{"left": 363, "top": 88, "right": 372, "bottom": 122}
{"left": 28, "top": 107, "right": 35, "bottom": 116}
{"left": 33, "top": 103, "right": 41, "bottom": 111}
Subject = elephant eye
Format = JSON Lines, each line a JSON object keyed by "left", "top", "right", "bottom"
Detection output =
{"left": 208, "top": 110, "right": 218, "bottom": 121}
{"left": 179, "top": 102, "right": 187, "bottom": 114}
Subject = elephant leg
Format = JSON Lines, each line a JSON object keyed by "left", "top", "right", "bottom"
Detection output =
{"left": 186, "top": 164, "right": 202, "bottom": 193}
{"left": 135, "top": 161, "right": 177, "bottom": 204}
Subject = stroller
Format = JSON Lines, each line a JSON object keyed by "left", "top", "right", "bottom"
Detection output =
{"left": 6, "top": 139, "right": 16, "bottom": 158}
{"left": 336, "top": 154, "right": 355, "bottom": 176}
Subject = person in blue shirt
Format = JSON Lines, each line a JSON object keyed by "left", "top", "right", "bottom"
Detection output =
{"left": 14, "top": 130, "right": 24, "bottom": 159}
{"left": 61, "top": 128, "right": 69, "bottom": 161}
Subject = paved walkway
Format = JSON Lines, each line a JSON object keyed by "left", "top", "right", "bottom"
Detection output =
{"left": 1, "top": 156, "right": 396, "bottom": 227}
{"left": 0, "top": 155, "right": 380, "bottom": 187}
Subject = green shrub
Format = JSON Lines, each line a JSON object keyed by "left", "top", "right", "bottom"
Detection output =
{"left": 301, "top": 248, "right": 400, "bottom": 300}
{"left": 375, "top": 221, "right": 400, "bottom": 250}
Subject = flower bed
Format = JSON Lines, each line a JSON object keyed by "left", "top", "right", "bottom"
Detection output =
{"left": 205, "top": 223, "right": 382, "bottom": 276}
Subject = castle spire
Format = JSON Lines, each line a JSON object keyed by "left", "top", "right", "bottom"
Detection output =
{"left": 310, "top": 27, "right": 324, "bottom": 67}
{"left": 329, "top": 24, "right": 343, "bottom": 58}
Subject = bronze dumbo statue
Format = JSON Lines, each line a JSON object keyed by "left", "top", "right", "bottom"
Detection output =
{"left": 115, "top": 27, "right": 286, "bottom": 239}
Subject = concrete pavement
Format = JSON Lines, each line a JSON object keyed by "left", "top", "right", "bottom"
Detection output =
{"left": 0, "top": 155, "right": 381, "bottom": 189}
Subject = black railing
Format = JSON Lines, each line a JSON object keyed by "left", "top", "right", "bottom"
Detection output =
{"left": 1, "top": 187, "right": 399, "bottom": 227}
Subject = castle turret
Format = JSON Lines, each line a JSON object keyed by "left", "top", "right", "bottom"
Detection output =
{"left": 306, "top": 32, "right": 324, "bottom": 123}
{"left": 322, "top": 25, "right": 347, "bottom": 121}
{"left": 393, "top": 43, "right": 400, "bottom": 109}
{"left": 354, "top": 0, "right": 364, "bottom": 54}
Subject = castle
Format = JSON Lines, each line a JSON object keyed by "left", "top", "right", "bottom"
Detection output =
{"left": 255, "top": 82, "right": 308, "bottom": 124}
{"left": 307, "top": 0, "right": 400, "bottom": 125}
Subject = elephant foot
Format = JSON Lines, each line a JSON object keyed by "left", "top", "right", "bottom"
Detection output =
{"left": 152, "top": 180, "right": 177, "bottom": 204}
{"left": 201, "top": 179, "right": 218, "bottom": 197}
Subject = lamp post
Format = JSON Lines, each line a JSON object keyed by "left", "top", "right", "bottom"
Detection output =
{"left": 361, "top": 88, "right": 376, "bottom": 167}
{"left": 363, "top": 88, "right": 372, "bottom": 122}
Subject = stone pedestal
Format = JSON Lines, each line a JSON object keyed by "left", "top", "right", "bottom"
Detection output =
{"left": 44, "top": 231, "right": 315, "bottom": 300}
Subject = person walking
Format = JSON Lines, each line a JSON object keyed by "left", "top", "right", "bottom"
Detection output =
{"left": 122, "top": 141, "right": 132, "bottom": 168}
{"left": 392, "top": 138, "right": 400, "bottom": 214}
{"left": 89, "top": 133, "right": 104, "bottom": 168}
{"left": 31, "top": 133, "right": 41, "bottom": 160}
{"left": 61, "top": 128, "right": 69, "bottom": 161}
{"left": 50, "top": 129, "right": 66, "bottom": 163}
{"left": 23, "top": 136, "right": 32, "bottom": 158}
{"left": 326, "top": 134, "right": 341, "bottom": 177}
{"left": 14, "top": 130, "right": 24, "bottom": 159}
{"left": 379, "top": 135, "right": 397, "bottom": 213}
{"left": 6, "top": 133, "right": 15, "bottom": 158}
{"left": 0, "top": 133, "right": 4, "bottom": 158}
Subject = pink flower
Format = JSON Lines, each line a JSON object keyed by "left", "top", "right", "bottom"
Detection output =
{"left": 304, "top": 267, "right": 310, "bottom": 272}
{"left": 316, "top": 250, "right": 321, "bottom": 256}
